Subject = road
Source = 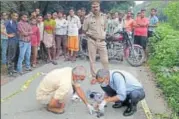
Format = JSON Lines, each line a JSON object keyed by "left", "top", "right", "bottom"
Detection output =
{"left": 1, "top": 58, "right": 169, "bottom": 119}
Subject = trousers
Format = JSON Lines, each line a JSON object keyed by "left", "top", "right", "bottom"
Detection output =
{"left": 87, "top": 38, "right": 109, "bottom": 78}
{"left": 17, "top": 41, "right": 31, "bottom": 72}
{"left": 7, "top": 39, "right": 19, "bottom": 73}
{"left": 1, "top": 39, "right": 8, "bottom": 64}
{"left": 101, "top": 85, "right": 145, "bottom": 106}
{"left": 31, "top": 46, "right": 38, "bottom": 65}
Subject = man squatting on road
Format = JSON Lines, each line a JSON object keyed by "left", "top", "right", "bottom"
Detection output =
{"left": 36, "top": 66, "right": 94, "bottom": 114}
{"left": 96, "top": 69, "right": 145, "bottom": 116}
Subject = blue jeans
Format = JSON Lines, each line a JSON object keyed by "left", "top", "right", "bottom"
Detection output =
{"left": 1, "top": 39, "right": 8, "bottom": 64}
{"left": 17, "top": 41, "right": 31, "bottom": 72}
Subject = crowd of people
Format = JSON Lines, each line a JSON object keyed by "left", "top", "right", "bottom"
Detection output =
{"left": 1, "top": 0, "right": 160, "bottom": 117}
{"left": 1, "top": 1, "right": 159, "bottom": 77}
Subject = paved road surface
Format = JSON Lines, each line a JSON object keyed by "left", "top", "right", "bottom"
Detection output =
{"left": 1, "top": 58, "right": 169, "bottom": 119}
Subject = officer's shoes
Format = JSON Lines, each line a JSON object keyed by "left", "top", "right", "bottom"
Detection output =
{"left": 112, "top": 102, "right": 124, "bottom": 108}
{"left": 123, "top": 106, "right": 137, "bottom": 116}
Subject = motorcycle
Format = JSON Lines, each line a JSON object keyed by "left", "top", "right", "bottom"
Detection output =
{"left": 106, "top": 30, "right": 145, "bottom": 67}
{"left": 78, "top": 30, "right": 145, "bottom": 67}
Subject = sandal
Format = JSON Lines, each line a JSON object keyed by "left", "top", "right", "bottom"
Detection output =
{"left": 52, "top": 61, "right": 58, "bottom": 65}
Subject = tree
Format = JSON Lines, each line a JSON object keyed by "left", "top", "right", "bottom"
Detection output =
{"left": 1, "top": 1, "right": 134, "bottom": 16}
{"left": 164, "top": 1, "right": 179, "bottom": 30}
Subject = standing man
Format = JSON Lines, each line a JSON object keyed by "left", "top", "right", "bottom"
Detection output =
{"left": 83, "top": 0, "right": 109, "bottom": 84}
{"left": 148, "top": 8, "right": 159, "bottom": 37}
{"left": 124, "top": 11, "right": 135, "bottom": 33}
{"left": 52, "top": 11, "right": 58, "bottom": 20}
{"left": 77, "top": 9, "right": 82, "bottom": 18}
{"left": 17, "top": 12, "right": 32, "bottom": 74}
{"left": 37, "top": 14, "right": 47, "bottom": 61}
{"left": 67, "top": 8, "right": 81, "bottom": 62}
{"left": 35, "top": 8, "right": 41, "bottom": 16}
{"left": 6, "top": 11, "right": 19, "bottom": 76}
{"left": 106, "top": 12, "right": 122, "bottom": 35}
{"left": 43, "top": 12, "right": 57, "bottom": 65}
{"left": 1, "top": 12, "right": 14, "bottom": 74}
{"left": 95, "top": 69, "right": 145, "bottom": 116}
{"left": 115, "top": 12, "right": 119, "bottom": 21}
{"left": 55, "top": 10, "right": 68, "bottom": 59}
{"left": 134, "top": 9, "right": 149, "bottom": 60}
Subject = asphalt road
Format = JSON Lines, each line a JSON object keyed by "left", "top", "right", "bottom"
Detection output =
{"left": 1, "top": 58, "right": 169, "bottom": 119}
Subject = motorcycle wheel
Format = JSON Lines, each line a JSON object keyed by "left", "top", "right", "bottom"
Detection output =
{"left": 126, "top": 45, "right": 145, "bottom": 67}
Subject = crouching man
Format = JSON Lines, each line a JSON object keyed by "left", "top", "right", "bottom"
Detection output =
{"left": 36, "top": 66, "right": 94, "bottom": 114}
{"left": 96, "top": 69, "right": 145, "bottom": 116}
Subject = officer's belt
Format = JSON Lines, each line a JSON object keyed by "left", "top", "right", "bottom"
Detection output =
{"left": 88, "top": 35, "right": 104, "bottom": 42}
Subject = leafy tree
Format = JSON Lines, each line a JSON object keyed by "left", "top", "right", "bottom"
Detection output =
{"left": 1, "top": 1, "right": 134, "bottom": 16}
{"left": 164, "top": 1, "right": 179, "bottom": 30}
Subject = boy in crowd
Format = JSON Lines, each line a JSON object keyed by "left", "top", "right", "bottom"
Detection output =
{"left": 6, "top": 11, "right": 19, "bottom": 76}
{"left": 1, "top": 12, "right": 15, "bottom": 74}
{"left": 17, "top": 12, "right": 32, "bottom": 74}
{"left": 148, "top": 8, "right": 159, "bottom": 37}
{"left": 134, "top": 9, "right": 149, "bottom": 61}
{"left": 37, "top": 14, "right": 47, "bottom": 61}
{"left": 30, "top": 18, "right": 40, "bottom": 68}
{"left": 55, "top": 10, "right": 68, "bottom": 59}
{"left": 43, "top": 12, "right": 57, "bottom": 65}
{"left": 67, "top": 8, "right": 81, "bottom": 62}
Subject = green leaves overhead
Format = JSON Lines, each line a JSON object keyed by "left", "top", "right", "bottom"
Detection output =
{"left": 1, "top": 1, "right": 134, "bottom": 15}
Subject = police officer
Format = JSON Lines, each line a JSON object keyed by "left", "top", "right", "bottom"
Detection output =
{"left": 83, "top": 0, "right": 109, "bottom": 84}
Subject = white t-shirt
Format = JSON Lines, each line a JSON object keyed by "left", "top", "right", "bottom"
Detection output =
{"left": 67, "top": 15, "right": 81, "bottom": 36}
{"left": 55, "top": 18, "right": 68, "bottom": 35}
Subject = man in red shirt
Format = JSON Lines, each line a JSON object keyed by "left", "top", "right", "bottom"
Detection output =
{"left": 134, "top": 9, "right": 149, "bottom": 58}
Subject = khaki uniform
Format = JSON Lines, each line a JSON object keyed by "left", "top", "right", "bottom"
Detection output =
{"left": 36, "top": 67, "right": 80, "bottom": 104}
{"left": 83, "top": 12, "right": 109, "bottom": 78}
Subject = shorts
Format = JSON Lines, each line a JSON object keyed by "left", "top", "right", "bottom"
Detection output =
{"left": 43, "top": 31, "right": 56, "bottom": 48}
{"left": 55, "top": 35, "right": 67, "bottom": 49}
{"left": 134, "top": 35, "right": 147, "bottom": 50}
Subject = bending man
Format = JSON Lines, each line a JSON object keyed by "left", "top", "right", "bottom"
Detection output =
{"left": 96, "top": 69, "right": 145, "bottom": 116}
{"left": 36, "top": 66, "right": 94, "bottom": 114}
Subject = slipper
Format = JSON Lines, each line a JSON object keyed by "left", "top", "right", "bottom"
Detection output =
{"left": 52, "top": 61, "right": 58, "bottom": 65}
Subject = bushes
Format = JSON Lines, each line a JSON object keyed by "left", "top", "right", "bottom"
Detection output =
{"left": 164, "top": 1, "right": 179, "bottom": 30}
{"left": 148, "top": 23, "right": 179, "bottom": 116}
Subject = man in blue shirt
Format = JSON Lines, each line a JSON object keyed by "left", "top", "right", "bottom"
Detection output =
{"left": 96, "top": 69, "right": 145, "bottom": 116}
{"left": 148, "top": 8, "right": 159, "bottom": 37}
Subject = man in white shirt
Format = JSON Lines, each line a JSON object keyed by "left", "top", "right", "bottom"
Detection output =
{"left": 36, "top": 66, "right": 95, "bottom": 114}
{"left": 66, "top": 8, "right": 81, "bottom": 62}
{"left": 55, "top": 10, "right": 68, "bottom": 59}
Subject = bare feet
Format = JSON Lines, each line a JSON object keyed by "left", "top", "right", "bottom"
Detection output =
{"left": 47, "top": 107, "right": 65, "bottom": 114}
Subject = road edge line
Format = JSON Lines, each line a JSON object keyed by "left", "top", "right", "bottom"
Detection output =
{"left": 141, "top": 99, "right": 153, "bottom": 119}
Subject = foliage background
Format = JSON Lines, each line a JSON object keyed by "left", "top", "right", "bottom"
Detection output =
{"left": 145, "top": 1, "right": 179, "bottom": 118}
{"left": 1, "top": 1, "right": 134, "bottom": 16}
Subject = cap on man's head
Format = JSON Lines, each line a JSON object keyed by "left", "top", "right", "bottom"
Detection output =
{"left": 72, "top": 66, "right": 86, "bottom": 76}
